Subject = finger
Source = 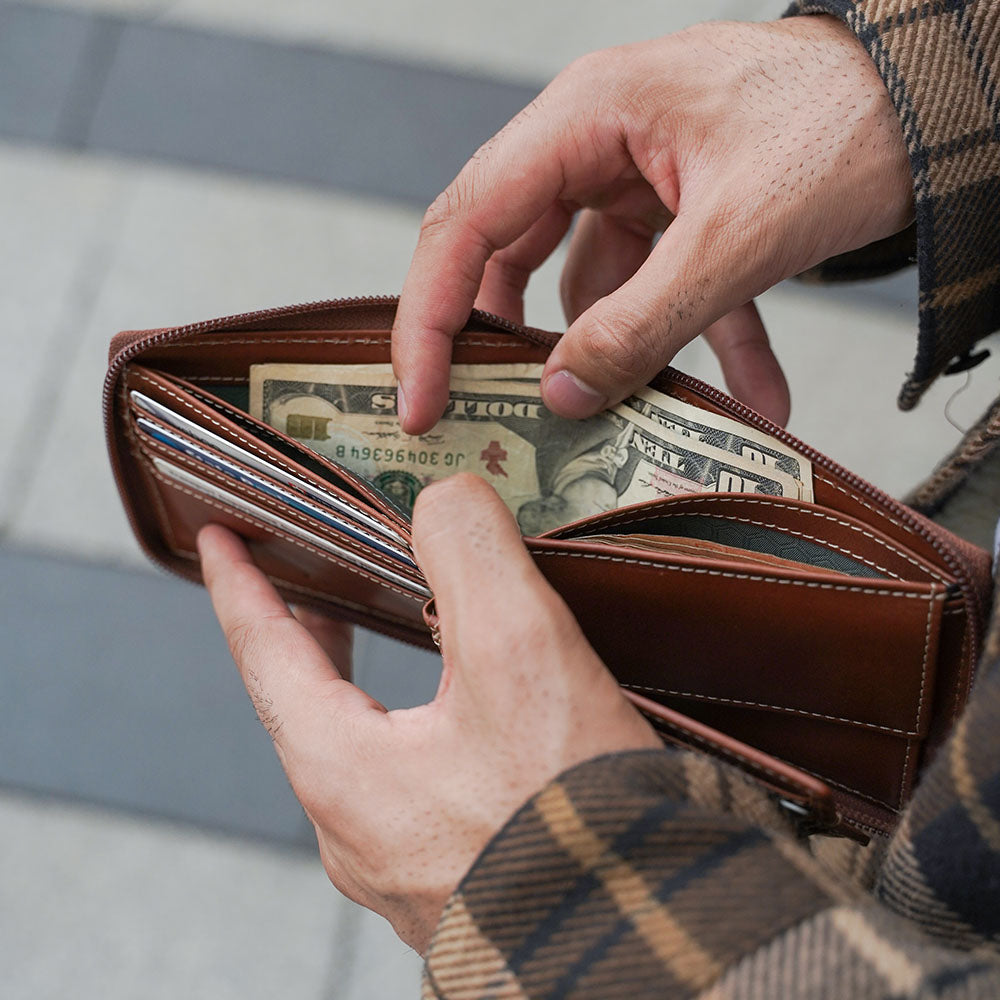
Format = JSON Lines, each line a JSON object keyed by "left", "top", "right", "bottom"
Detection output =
{"left": 291, "top": 605, "right": 354, "bottom": 683}
{"left": 540, "top": 208, "right": 765, "bottom": 418}
{"left": 473, "top": 201, "right": 574, "bottom": 324}
{"left": 702, "top": 301, "right": 791, "bottom": 426}
{"left": 410, "top": 474, "right": 598, "bottom": 685}
{"left": 197, "top": 525, "right": 381, "bottom": 744}
{"left": 393, "top": 87, "right": 627, "bottom": 435}
{"left": 559, "top": 208, "right": 656, "bottom": 324}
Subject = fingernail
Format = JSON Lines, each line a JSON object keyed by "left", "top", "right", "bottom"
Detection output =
{"left": 542, "top": 370, "right": 608, "bottom": 419}
{"left": 396, "top": 381, "right": 409, "bottom": 425}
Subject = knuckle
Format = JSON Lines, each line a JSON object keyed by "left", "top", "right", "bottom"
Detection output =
{"left": 579, "top": 308, "right": 665, "bottom": 385}
{"left": 412, "top": 474, "right": 481, "bottom": 552}
{"left": 414, "top": 473, "right": 487, "bottom": 521}
{"left": 420, "top": 187, "right": 460, "bottom": 237}
{"left": 224, "top": 615, "right": 262, "bottom": 667}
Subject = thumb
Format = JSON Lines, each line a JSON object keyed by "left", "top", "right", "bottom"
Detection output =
{"left": 540, "top": 210, "right": 765, "bottom": 418}
{"left": 411, "top": 474, "right": 600, "bottom": 682}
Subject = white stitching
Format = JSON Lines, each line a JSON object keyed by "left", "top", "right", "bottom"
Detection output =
{"left": 643, "top": 712, "right": 811, "bottom": 797}
{"left": 129, "top": 370, "right": 305, "bottom": 476}
{"left": 557, "top": 496, "right": 949, "bottom": 584}
{"left": 813, "top": 473, "right": 912, "bottom": 534}
{"left": 628, "top": 586, "right": 941, "bottom": 740}
{"left": 799, "top": 765, "right": 901, "bottom": 813}
{"left": 624, "top": 683, "right": 919, "bottom": 737}
{"left": 122, "top": 383, "right": 179, "bottom": 551}
{"left": 166, "top": 546, "right": 427, "bottom": 631}
{"left": 900, "top": 584, "right": 937, "bottom": 796}
{"left": 153, "top": 335, "right": 529, "bottom": 349}
{"left": 531, "top": 549, "right": 944, "bottom": 599}
{"left": 140, "top": 455, "right": 425, "bottom": 604}
{"left": 130, "top": 421, "right": 413, "bottom": 580}
{"left": 128, "top": 368, "right": 405, "bottom": 524}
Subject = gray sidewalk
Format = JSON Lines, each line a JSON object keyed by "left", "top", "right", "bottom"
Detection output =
{"left": 4, "top": 1, "right": 1000, "bottom": 997}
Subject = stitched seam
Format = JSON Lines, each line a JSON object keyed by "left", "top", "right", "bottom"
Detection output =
{"left": 950, "top": 623, "right": 972, "bottom": 729}
{"left": 812, "top": 477, "right": 980, "bottom": 672}
{"left": 128, "top": 439, "right": 179, "bottom": 552}
{"left": 122, "top": 383, "right": 179, "bottom": 552}
{"left": 166, "top": 546, "right": 425, "bottom": 630}
{"left": 531, "top": 550, "right": 940, "bottom": 598}
{"left": 813, "top": 473, "right": 913, "bottom": 534}
{"left": 140, "top": 458, "right": 424, "bottom": 603}
{"left": 623, "top": 683, "right": 918, "bottom": 737}
{"left": 793, "top": 761, "right": 902, "bottom": 814}
{"left": 559, "top": 496, "right": 947, "bottom": 584}
{"left": 128, "top": 369, "right": 402, "bottom": 521}
{"left": 129, "top": 370, "right": 309, "bottom": 478}
{"left": 131, "top": 425, "right": 411, "bottom": 580}
{"left": 645, "top": 713, "right": 810, "bottom": 798}
{"left": 152, "top": 335, "right": 527, "bottom": 349}
{"left": 900, "top": 585, "right": 937, "bottom": 796}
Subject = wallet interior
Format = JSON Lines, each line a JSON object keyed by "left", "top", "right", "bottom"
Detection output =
{"left": 107, "top": 308, "right": 993, "bottom": 838}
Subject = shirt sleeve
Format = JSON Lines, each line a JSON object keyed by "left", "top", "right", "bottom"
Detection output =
{"left": 421, "top": 737, "right": 1000, "bottom": 999}
{"left": 785, "top": 0, "right": 1000, "bottom": 411}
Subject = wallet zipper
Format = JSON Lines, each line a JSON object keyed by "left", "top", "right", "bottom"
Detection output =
{"left": 105, "top": 296, "right": 984, "bottom": 658}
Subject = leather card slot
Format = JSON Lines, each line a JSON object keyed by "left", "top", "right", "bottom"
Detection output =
{"left": 126, "top": 365, "right": 412, "bottom": 536}
{"left": 528, "top": 541, "right": 943, "bottom": 812}
{"left": 129, "top": 415, "right": 429, "bottom": 601}
{"left": 658, "top": 698, "right": 920, "bottom": 817}
{"left": 578, "top": 534, "right": 860, "bottom": 577}
{"left": 136, "top": 449, "right": 430, "bottom": 628}
{"left": 129, "top": 409, "right": 415, "bottom": 566}
{"left": 622, "top": 689, "right": 840, "bottom": 833}
{"left": 528, "top": 538, "right": 946, "bottom": 740}
{"left": 546, "top": 492, "right": 954, "bottom": 587}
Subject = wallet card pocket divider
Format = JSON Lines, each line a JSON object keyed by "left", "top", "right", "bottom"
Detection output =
{"left": 129, "top": 418, "right": 428, "bottom": 591}
{"left": 127, "top": 365, "right": 413, "bottom": 532}
{"left": 105, "top": 301, "right": 996, "bottom": 838}
{"left": 525, "top": 531, "right": 947, "bottom": 829}
{"left": 542, "top": 492, "right": 957, "bottom": 588}
{"left": 125, "top": 402, "right": 433, "bottom": 638}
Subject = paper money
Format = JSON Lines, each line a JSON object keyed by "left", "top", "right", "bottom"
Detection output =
{"left": 621, "top": 387, "right": 813, "bottom": 499}
{"left": 249, "top": 363, "right": 806, "bottom": 533}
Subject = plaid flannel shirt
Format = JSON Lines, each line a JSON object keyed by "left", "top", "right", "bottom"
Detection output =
{"left": 422, "top": 3, "right": 1000, "bottom": 996}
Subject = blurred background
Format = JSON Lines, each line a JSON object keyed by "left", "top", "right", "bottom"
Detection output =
{"left": 3, "top": 0, "right": 999, "bottom": 996}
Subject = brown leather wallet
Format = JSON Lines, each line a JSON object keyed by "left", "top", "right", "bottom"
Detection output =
{"left": 105, "top": 297, "right": 994, "bottom": 840}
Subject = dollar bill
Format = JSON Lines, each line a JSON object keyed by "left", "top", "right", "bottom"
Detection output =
{"left": 621, "top": 387, "right": 813, "bottom": 498}
{"left": 250, "top": 363, "right": 804, "bottom": 534}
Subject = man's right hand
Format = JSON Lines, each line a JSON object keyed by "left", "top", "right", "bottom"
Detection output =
{"left": 392, "top": 16, "right": 913, "bottom": 434}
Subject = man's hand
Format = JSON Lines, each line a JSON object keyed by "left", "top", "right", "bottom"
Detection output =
{"left": 197, "top": 475, "right": 660, "bottom": 953}
{"left": 392, "top": 16, "right": 912, "bottom": 433}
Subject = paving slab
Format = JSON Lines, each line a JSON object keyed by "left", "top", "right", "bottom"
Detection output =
{"left": 0, "top": 790, "right": 343, "bottom": 1000}
{"left": 0, "top": 142, "right": 129, "bottom": 532}
{"left": 13, "top": 0, "right": 771, "bottom": 83}
{"left": 6, "top": 155, "right": 424, "bottom": 566}
{"left": 0, "top": 540, "right": 443, "bottom": 841}
{"left": 325, "top": 904, "right": 424, "bottom": 999}
{"left": 0, "top": 3, "right": 97, "bottom": 141}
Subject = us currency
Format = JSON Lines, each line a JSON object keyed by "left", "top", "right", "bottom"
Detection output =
{"left": 620, "top": 387, "right": 813, "bottom": 500}
{"left": 250, "top": 363, "right": 803, "bottom": 533}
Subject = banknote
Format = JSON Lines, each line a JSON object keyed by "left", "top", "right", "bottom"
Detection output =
{"left": 621, "top": 387, "right": 813, "bottom": 498}
{"left": 249, "top": 363, "right": 804, "bottom": 533}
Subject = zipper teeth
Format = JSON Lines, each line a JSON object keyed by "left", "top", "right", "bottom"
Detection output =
{"left": 103, "top": 297, "right": 404, "bottom": 578}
